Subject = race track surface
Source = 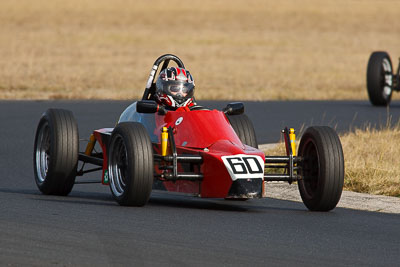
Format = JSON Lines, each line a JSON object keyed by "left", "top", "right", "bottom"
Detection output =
{"left": 0, "top": 100, "right": 399, "bottom": 266}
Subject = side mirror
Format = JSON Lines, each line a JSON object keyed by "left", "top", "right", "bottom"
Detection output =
{"left": 223, "top": 102, "right": 244, "bottom": 115}
{"left": 136, "top": 100, "right": 166, "bottom": 114}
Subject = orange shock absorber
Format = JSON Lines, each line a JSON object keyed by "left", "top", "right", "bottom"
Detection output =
{"left": 289, "top": 128, "right": 296, "bottom": 156}
{"left": 161, "top": 127, "right": 168, "bottom": 156}
{"left": 84, "top": 134, "right": 96, "bottom": 156}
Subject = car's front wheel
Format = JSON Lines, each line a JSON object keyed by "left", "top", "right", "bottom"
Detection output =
{"left": 297, "top": 126, "right": 344, "bottom": 211}
{"left": 108, "top": 122, "right": 154, "bottom": 206}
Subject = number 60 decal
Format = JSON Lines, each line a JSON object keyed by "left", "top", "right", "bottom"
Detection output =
{"left": 221, "top": 155, "right": 264, "bottom": 181}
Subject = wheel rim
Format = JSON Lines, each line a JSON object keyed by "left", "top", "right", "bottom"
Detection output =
{"left": 381, "top": 58, "right": 393, "bottom": 99}
{"left": 109, "top": 134, "right": 129, "bottom": 197}
{"left": 301, "top": 139, "right": 320, "bottom": 198}
{"left": 35, "top": 122, "right": 50, "bottom": 183}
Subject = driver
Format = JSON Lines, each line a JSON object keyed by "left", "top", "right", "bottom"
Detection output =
{"left": 154, "top": 67, "right": 196, "bottom": 110}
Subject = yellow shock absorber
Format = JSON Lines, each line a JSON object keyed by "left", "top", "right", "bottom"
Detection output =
{"left": 85, "top": 134, "right": 96, "bottom": 156}
{"left": 289, "top": 128, "right": 296, "bottom": 156}
{"left": 161, "top": 127, "right": 169, "bottom": 156}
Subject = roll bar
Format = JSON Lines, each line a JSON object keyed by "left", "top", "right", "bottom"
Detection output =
{"left": 142, "top": 54, "right": 185, "bottom": 100}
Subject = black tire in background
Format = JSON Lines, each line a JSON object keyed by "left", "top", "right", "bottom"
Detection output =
{"left": 108, "top": 122, "right": 154, "bottom": 206}
{"left": 33, "top": 109, "right": 79, "bottom": 195}
{"left": 227, "top": 114, "right": 258, "bottom": 148}
{"left": 367, "top": 51, "right": 393, "bottom": 106}
{"left": 297, "top": 126, "right": 344, "bottom": 211}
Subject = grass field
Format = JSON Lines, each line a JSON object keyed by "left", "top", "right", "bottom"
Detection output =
{"left": 265, "top": 122, "right": 400, "bottom": 197}
{"left": 1, "top": 0, "right": 400, "bottom": 100}
{"left": 341, "top": 122, "right": 400, "bottom": 197}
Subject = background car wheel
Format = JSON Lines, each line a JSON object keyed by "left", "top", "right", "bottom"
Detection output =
{"left": 33, "top": 109, "right": 78, "bottom": 195}
{"left": 367, "top": 51, "right": 393, "bottom": 106}
{"left": 297, "top": 126, "right": 344, "bottom": 211}
{"left": 108, "top": 122, "right": 154, "bottom": 206}
{"left": 227, "top": 114, "right": 258, "bottom": 148}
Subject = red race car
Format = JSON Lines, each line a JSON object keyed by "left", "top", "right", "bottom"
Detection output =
{"left": 33, "top": 54, "right": 344, "bottom": 211}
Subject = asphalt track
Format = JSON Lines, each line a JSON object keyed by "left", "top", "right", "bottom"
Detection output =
{"left": 1, "top": 100, "right": 400, "bottom": 266}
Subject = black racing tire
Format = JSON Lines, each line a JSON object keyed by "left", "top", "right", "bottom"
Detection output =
{"left": 367, "top": 51, "right": 393, "bottom": 106}
{"left": 227, "top": 114, "right": 258, "bottom": 148}
{"left": 297, "top": 126, "right": 344, "bottom": 211}
{"left": 33, "top": 109, "right": 78, "bottom": 195}
{"left": 108, "top": 122, "right": 154, "bottom": 206}
{"left": 189, "top": 105, "right": 209, "bottom": 111}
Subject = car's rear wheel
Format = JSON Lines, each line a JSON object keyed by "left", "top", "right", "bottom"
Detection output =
{"left": 297, "top": 126, "right": 344, "bottom": 211}
{"left": 227, "top": 114, "right": 258, "bottom": 148}
{"left": 367, "top": 51, "right": 393, "bottom": 106}
{"left": 108, "top": 122, "right": 154, "bottom": 206}
{"left": 33, "top": 109, "right": 78, "bottom": 195}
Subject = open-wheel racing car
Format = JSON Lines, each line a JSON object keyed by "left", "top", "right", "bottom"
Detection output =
{"left": 367, "top": 51, "right": 400, "bottom": 106}
{"left": 33, "top": 54, "right": 344, "bottom": 211}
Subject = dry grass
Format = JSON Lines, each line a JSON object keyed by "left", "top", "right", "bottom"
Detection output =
{"left": 264, "top": 123, "right": 400, "bottom": 197}
{"left": 341, "top": 122, "right": 400, "bottom": 197}
{"left": 1, "top": 0, "right": 400, "bottom": 100}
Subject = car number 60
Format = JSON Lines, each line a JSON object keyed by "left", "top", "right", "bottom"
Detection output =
{"left": 221, "top": 155, "right": 264, "bottom": 181}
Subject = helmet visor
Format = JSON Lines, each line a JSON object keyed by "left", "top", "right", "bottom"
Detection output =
{"left": 164, "top": 80, "right": 194, "bottom": 97}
